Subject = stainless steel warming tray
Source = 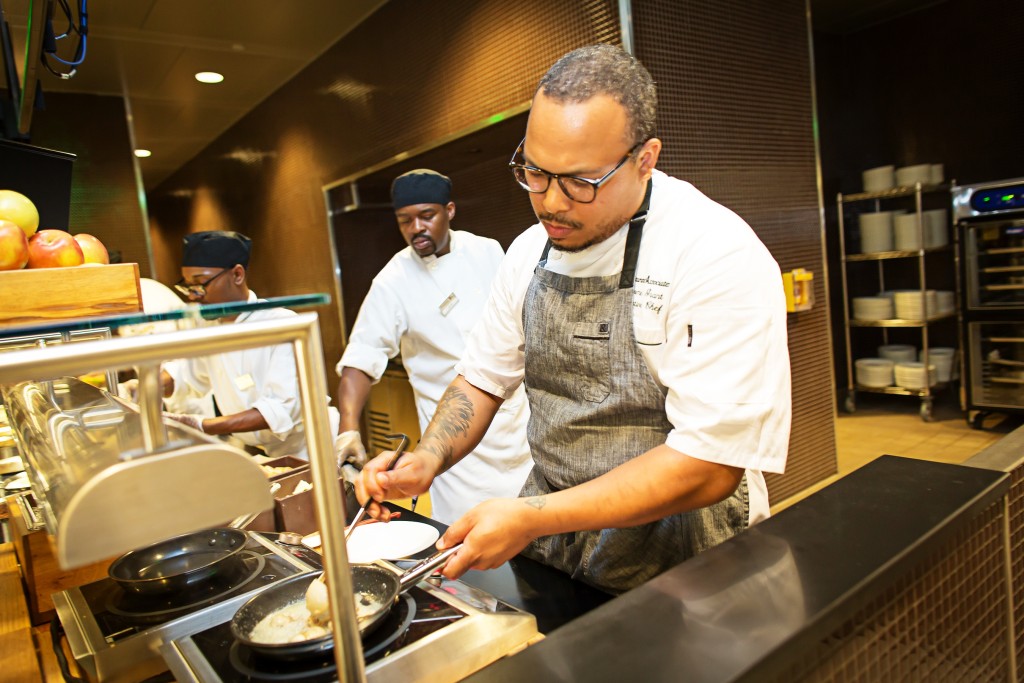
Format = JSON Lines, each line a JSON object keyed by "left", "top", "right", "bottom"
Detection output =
{"left": 1, "top": 376, "right": 271, "bottom": 569}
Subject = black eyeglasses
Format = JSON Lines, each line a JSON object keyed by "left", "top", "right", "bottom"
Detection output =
{"left": 174, "top": 268, "right": 230, "bottom": 299}
{"left": 508, "top": 137, "right": 643, "bottom": 204}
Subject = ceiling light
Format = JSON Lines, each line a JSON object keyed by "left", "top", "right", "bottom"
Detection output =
{"left": 195, "top": 71, "right": 224, "bottom": 84}
{"left": 134, "top": 149, "right": 152, "bottom": 158}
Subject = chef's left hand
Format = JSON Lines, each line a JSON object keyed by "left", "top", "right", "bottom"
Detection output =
{"left": 434, "top": 498, "right": 538, "bottom": 580}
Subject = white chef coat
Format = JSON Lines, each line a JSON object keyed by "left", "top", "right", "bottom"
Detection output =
{"left": 457, "top": 170, "right": 791, "bottom": 523}
{"left": 338, "top": 230, "right": 533, "bottom": 525}
{"left": 167, "top": 291, "right": 337, "bottom": 460}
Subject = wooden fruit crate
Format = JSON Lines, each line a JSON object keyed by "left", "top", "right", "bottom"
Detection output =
{"left": 0, "top": 263, "right": 141, "bottom": 328}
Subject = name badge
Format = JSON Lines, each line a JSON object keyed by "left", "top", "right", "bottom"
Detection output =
{"left": 438, "top": 292, "right": 459, "bottom": 317}
{"left": 234, "top": 373, "right": 255, "bottom": 391}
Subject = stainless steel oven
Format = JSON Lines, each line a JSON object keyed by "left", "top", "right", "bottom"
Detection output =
{"left": 953, "top": 177, "right": 1024, "bottom": 427}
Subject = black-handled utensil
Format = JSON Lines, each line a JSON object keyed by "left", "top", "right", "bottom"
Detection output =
{"left": 344, "top": 433, "right": 408, "bottom": 539}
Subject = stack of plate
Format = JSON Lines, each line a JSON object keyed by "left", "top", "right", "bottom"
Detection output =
{"left": 859, "top": 212, "right": 895, "bottom": 253}
{"left": 935, "top": 290, "right": 955, "bottom": 314}
{"left": 894, "top": 213, "right": 923, "bottom": 251}
{"left": 894, "top": 361, "right": 938, "bottom": 389}
{"left": 920, "top": 347, "right": 956, "bottom": 382}
{"left": 852, "top": 296, "right": 894, "bottom": 321}
{"left": 856, "top": 358, "right": 895, "bottom": 388}
{"left": 862, "top": 165, "right": 895, "bottom": 192}
{"left": 923, "top": 209, "right": 949, "bottom": 247}
{"left": 879, "top": 344, "right": 917, "bottom": 362}
{"left": 895, "top": 164, "right": 933, "bottom": 187}
{"left": 893, "top": 290, "right": 938, "bottom": 320}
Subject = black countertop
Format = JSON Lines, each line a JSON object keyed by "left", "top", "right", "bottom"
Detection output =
{"left": 460, "top": 455, "right": 1009, "bottom": 682}
{"left": 385, "top": 503, "right": 612, "bottom": 634}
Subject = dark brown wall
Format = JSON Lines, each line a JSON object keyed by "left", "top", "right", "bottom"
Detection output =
{"left": 20, "top": 92, "right": 151, "bottom": 272}
{"left": 633, "top": 0, "right": 836, "bottom": 501}
{"left": 817, "top": 0, "right": 1024, "bottom": 406}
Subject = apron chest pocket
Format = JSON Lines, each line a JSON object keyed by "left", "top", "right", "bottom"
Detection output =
{"left": 571, "top": 321, "right": 611, "bottom": 403}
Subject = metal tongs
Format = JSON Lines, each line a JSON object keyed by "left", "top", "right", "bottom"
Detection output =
{"left": 344, "top": 433, "right": 408, "bottom": 539}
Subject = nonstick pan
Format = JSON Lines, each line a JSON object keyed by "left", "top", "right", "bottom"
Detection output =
{"left": 231, "top": 545, "right": 461, "bottom": 659}
{"left": 107, "top": 527, "right": 249, "bottom": 596}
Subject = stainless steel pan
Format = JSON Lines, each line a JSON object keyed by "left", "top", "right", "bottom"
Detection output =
{"left": 231, "top": 545, "right": 461, "bottom": 659}
{"left": 107, "top": 527, "right": 249, "bottom": 596}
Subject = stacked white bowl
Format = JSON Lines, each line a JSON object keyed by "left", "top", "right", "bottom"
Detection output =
{"left": 923, "top": 208, "right": 948, "bottom": 247}
{"left": 935, "top": 290, "right": 955, "bottom": 314}
{"left": 929, "top": 164, "right": 944, "bottom": 185}
{"left": 859, "top": 211, "right": 895, "bottom": 253}
{"left": 894, "top": 361, "right": 937, "bottom": 389}
{"left": 856, "top": 358, "right": 895, "bottom": 388}
{"left": 893, "top": 290, "right": 938, "bottom": 320}
{"left": 862, "top": 165, "right": 896, "bottom": 192}
{"left": 894, "top": 213, "right": 924, "bottom": 251}
{"left": 920, "top": 347, "right": 956, "bottom": 382}
{"left": 879, "top": 344, "right": 917, "bottom": 362}
{"left": 895, "top": 164, "right": 933, "bottom": 187}
{"left": 852, "top": 296, "right": 894, "bottom": 321}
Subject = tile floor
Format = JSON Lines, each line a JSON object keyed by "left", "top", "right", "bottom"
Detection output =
{"left": 772, "top": 392, "right": 1023, "bottom": 513}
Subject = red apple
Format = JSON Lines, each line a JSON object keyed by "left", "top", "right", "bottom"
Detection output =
{"left": 27, "top": 229, "right": 84, "bottom": 268}
{"left": 74, "top": 233, "right": 109, "bottom": 264}
{"left": 0, "top": 219, "right": 29, "bottom": 270}
{"left": 0, "top": 190, "right": 40, "bottom": 237}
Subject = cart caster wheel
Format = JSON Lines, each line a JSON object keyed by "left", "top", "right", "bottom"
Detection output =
{"left": 969, "top": 412, "right": 988, "bottom": 430}
{"left": 844, "top": 395, "right": 856, "bottom": 414}
{"left": 920, "top": 400, "right": 934, "bottom": 422}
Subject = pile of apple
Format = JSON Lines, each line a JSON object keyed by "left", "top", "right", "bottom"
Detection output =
{"left": 0, "top": 189, "right": 109, "bottom": 271}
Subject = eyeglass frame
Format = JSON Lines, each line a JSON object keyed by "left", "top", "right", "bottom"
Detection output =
{"left": 507, "top": 137, "right": 645, "bottom": 204}
{"left": 174, "top": 267, "right": 232, "bottom": 299}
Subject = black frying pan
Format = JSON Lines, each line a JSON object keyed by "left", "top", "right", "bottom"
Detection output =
{"left": 107, "top": 527, "right": 249, "bottom": 596}
{"left": 231, "top": 545, "right": 461, "bottom": 659}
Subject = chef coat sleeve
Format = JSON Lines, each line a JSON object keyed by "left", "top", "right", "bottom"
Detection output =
{"left": 457, "top": 231, "right": 537, "bottom": 399}
{"left": 163, "top": 357, "right": 212, "bottom": 408}
{"left": 250, "top": 342, "right": 303, "bottom": 437}
{"left": 336, "top": 277, "right": 408, "bottom": 383}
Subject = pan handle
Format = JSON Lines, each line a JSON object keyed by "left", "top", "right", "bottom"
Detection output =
{"left": 398, "top": 544, "right": 463, "bottom": 591}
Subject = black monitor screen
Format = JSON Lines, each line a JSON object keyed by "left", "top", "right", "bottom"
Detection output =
{"left": 0, "top": 138, "right": 74, "bottom": 230}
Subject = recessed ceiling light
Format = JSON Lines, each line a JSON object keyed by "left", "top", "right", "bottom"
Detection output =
{"left": 134, "top": 149, "right": 152, "bottom": 158}
{"left": 195, "top": 71, "right": 224, "bottom": 84}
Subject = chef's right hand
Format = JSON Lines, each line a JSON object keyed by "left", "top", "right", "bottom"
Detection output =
{"left": 333, "top": 430, "right": 368, "bottom": 469}
{"left": 355, "top": 449, "right": 436, "bottom": 522}
{"left": 164, "top": 412, "right": 206, "bottom": 433}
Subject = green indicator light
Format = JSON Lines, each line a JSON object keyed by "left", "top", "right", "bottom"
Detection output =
{"left": 1002, "top": 194, "right": 1014, "bottom": 201}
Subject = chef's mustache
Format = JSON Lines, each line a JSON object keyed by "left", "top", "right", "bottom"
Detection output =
{"left": 412, "top": 232, "right": 434, "bottom": 245}
{"left": 536, "top": 212, "right": 583, "bottom": 229}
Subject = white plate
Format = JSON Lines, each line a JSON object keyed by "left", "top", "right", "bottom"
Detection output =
{"left": 0, "top": 456, "right": 24, "bottom": 475}
{"left": 301, "top": 521, "right": 441, "bottom": 563}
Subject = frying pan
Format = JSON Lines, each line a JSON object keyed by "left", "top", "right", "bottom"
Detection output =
{"left": 107, "top": 527, "right": 249, "bottom": 596}
{"left": 231, "top": 545, "right": 461, "bottom": 659}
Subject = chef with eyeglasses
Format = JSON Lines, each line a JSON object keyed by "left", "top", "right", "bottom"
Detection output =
{"left": 160, "top": 230, "right": 339, "bottom": 460}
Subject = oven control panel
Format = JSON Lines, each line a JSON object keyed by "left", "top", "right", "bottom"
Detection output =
{"left": 954, "top": 177, "right": 1024, "bottom": 220}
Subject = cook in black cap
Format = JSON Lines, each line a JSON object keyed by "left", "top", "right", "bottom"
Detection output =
{"left": 391, "top": 169, "right": 454, "bottom": 258}
{"left": 174, "top": 230, "right": 252, "bottom": 304}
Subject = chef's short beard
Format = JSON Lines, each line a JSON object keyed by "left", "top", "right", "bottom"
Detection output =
{"left": 545, "top": 211, "right": 633, "bottom": 254}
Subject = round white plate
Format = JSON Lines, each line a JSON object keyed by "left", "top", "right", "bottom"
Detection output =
{"left": 0, "top": 456, "right": 24, "bottom": 475}
{"left": 302, "top": 521, "right": 441, "bottom": 562}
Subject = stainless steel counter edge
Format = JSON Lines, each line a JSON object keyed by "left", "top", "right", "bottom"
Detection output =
{"left": 464, "top": 455, "right": 1010, "bottom": 683}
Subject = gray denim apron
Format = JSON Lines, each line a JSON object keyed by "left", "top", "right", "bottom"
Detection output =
{"left": 519, "top": 182, "right": 748, "bottom": 593}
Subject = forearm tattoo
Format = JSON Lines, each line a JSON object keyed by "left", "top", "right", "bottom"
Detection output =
{"left": 524, "top": 496, "right": 546, "bottom": 510}
{"left": 420, "top": 386, "right": 475, "bottom": 470}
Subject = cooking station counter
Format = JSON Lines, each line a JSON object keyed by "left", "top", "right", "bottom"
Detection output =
{"left": 464, "top": 455, "right": 1011, "bottom": 683}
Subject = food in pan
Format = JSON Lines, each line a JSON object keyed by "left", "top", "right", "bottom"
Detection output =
{"left": 247, "top": 589, "right": 379, "bottom": 644}
{"left": 260, "top": 465, "right": 293, "bottom": 478}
